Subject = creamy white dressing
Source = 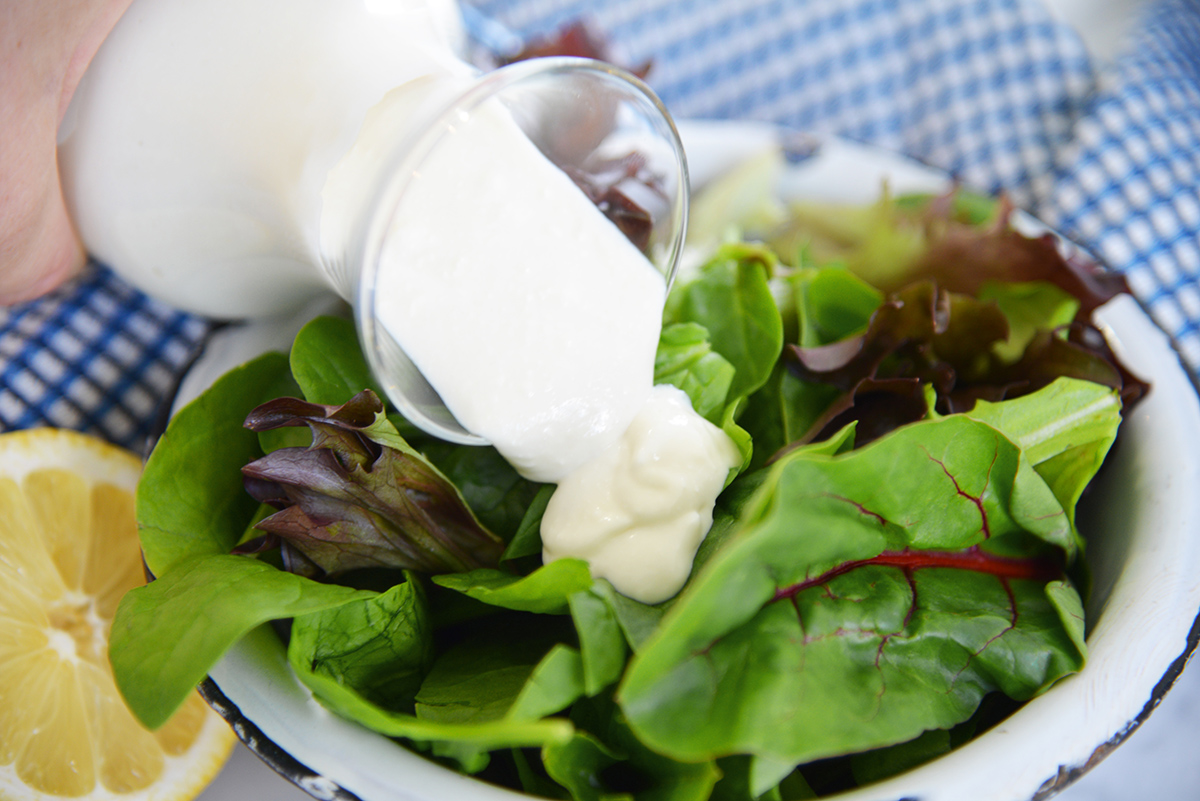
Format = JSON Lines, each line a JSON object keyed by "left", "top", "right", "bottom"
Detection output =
{"left": 366, "top": 90, "right": 739, "bottom": 602}
{"left": 371, "top": 98, "right": 667, "bottom": 483}
{"left": 60, "top": 0, "right": 736, "bottom": 603}
{"left": 541, "top": 386, "right": 742, "bottom": 604}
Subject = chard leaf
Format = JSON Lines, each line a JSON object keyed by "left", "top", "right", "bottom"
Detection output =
{"left": 965, "top": 377, "right": 1120, "bottom": 530}
{"left": 138, "top": 353, "right": 299, "bottom": 576}
{"left": 288, "top": 574, "right": 433, "bottom": 712}
{"left": 618, "top": 413, "right": 1086, "bottom": 765}
{"left": 242, "top": 391, "right": 504, "bottom": 575}
{"left": 109, "top": 554, "right": 375, "bottom": 729}
{"left": 665, "top": 242, "right": 784, "bottom": 403}
{"left": 431, "top": 559, "right": 593, "bottom": 614}
{"left": 654, "top": 322, "right": 737, "bottom": 423}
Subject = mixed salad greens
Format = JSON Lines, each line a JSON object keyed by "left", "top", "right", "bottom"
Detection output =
{"left": 109, "top": 149, "right": 1146, "bottom": 800}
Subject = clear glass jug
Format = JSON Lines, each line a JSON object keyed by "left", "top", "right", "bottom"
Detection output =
{"left": 58, "top": 0, "right": 688, "bottom": 443}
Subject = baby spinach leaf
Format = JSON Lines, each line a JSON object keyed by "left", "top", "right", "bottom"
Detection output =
{"left": 503, "top": 484, "right": 555, "bottom": 561}
{"left": 665, "top": 242, "right": 784, "bottom": 403}
{"left": 289, "top": 657, "right": 574, "bottom": 772}
{"left": 541, "top": 732, "right": 627, "bottom": 801}
{"left": 511, "top": 747, "right": 572, "bottom": 799}
{"left": 544, "top": 695, "right": 721, "bottom": 801}
{"left": 508, "top": 644, "right": 588, "bottom": 722}
{"left": 288, "top": 615, "right": 576, "bottom": 773}
{"left": 431, "top": 559, "right": 593, "bottom": 614}
{"left": 618, "top": 413, "right": 1086, "bottom": 765}
{"left": 710, "top": 755, "right": 816, "bottom": 801}
{"left": 736, "top": 365, "right": 790, "bottom": 471}
{"left": 588, "top": 580, "right": 664, "bottom": 653}
{"left": 414, "top": 621, "right": 580, "bottom": 770}
{"left": 288, "top": 573, "right": 433, "bottom": 712}
{"left": 109, "top": 553, "right": 375, "bottom": 729}
{"left": 792, "top": 266, "right": 882, "bottom": 348}
{"left": 138, "top": 352, "right": 298, "bottom": 576}
{"left": 569, "top": 587, "right": 628, "bottom": 695}
{"left": 654, "top": 322, "right": 737, "bottom": 423}
{"left": 419, "top": 440, "right": 544, "bottom": 542}
{"left": 289, "top": 315, "right": 383, "bottom": 405}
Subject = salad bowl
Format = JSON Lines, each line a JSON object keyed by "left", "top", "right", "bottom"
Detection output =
{"left": 164, "top": 120, "right": 1200, "bottom": 801}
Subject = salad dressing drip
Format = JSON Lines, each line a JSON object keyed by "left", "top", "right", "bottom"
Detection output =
{"left": 59, "top": 0, "right": 736, "bottom": 603}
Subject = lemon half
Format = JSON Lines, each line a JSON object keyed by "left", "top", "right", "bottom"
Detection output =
{"left": 0, "top": 428, "right": 236, "bottom": 800}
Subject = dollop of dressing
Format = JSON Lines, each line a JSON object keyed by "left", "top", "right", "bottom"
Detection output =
{"left": 541, "top": 386, "right": 742, "bottom": 604}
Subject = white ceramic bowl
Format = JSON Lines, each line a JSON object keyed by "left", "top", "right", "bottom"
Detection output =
{"left": 174, "top": 120, "right": 1200, "bottom": 801}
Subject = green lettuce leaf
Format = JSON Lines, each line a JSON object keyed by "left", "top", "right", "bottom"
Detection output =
{"left": 242, "top": 391, "right": 504, "bottom": 575}
{"left": 664, "top": 242, "right": 784, "bottom": 404}
{"left": 654, "top": 322, "right": 737, "bottom": 424}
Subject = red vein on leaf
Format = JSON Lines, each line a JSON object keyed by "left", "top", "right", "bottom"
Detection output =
{"left": 826, "top": 493, "right": 887, "bottom": 525}
{"left": 922, "top": 445, "right": 996, "bottom": 539}
{"left": 947, "top": 576, "right": 1021, "bottom": 689}
{"left": 771, "top": 547, "right": 1061, "bottom": 603}
{"left": 874, "top": 569, "right": 919, "bottom": 670}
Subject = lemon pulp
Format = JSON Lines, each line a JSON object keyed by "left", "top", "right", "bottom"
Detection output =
{"left": 0, "top": 429, "right": 235, "bottom": 800}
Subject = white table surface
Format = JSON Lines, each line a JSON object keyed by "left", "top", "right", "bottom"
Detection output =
{"left": 197, "top": 1, "right": 1200, "bottom": 799}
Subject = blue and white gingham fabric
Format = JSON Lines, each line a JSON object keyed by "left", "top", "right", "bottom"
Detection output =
{"left": 2, "top": 0, "right": 1199, "bottom": 453}
{"left": 0, "top": 263, "right": 209, "bottom": 454}
{"left": 1044, "top": 0, "right": 1200, "bottom": 367}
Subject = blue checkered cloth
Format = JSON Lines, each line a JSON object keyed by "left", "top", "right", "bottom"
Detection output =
{"left": 2, "top": 0, "right": 1199, "bottom": 453}
{"left": 0, "top": 263, "right": 209, "bottom": 453}
{"left": 1044, "top": 0, "right": 1200, "bottom": 367}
